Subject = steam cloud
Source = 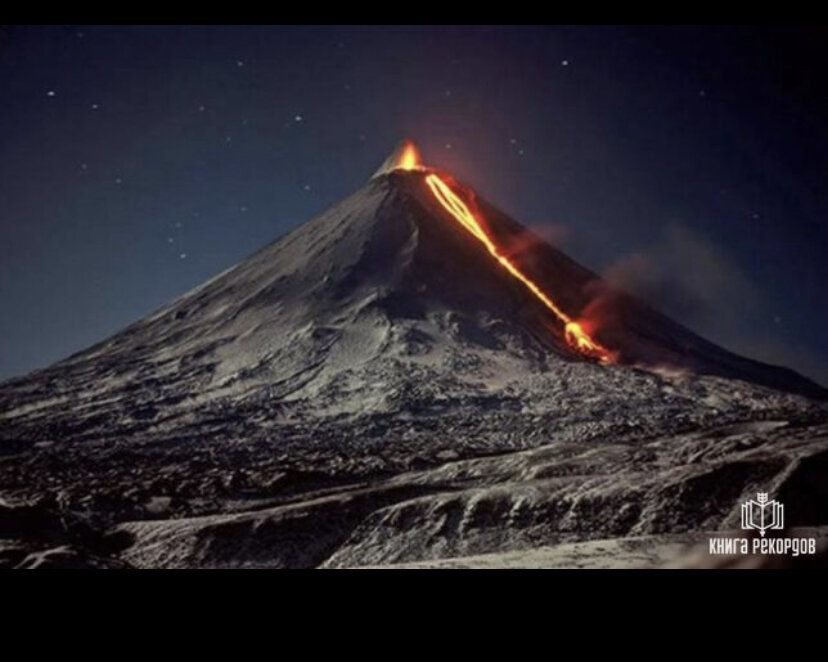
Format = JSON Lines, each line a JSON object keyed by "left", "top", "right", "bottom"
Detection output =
{"left": 585, "top": 222, "right": 827, "bottom": 385}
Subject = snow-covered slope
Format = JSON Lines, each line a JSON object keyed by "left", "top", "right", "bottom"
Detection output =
{"left": 0, "top": 168, "right": 822, "bottom": 436}
{"left": 0, "top": 151, "right": 825, "bottom": 568}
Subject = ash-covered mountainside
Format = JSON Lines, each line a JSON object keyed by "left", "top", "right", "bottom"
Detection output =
{"left": 0, "top": 167, "right": 822, "bottom": 431}
{"left": 1, "top": 147, "right": 826, "bottom": 568}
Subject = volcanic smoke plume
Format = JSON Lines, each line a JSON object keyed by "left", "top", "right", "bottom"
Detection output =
{"left": 0, "top": 141, "right": 826, "bottom": 569}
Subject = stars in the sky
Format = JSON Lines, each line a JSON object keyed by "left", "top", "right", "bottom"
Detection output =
{"left": 508, "top": 137, "right": 525, "bottom": 156}
{"left": 168, "top": 221, "right": 188, "bottom": 261}
{"left": 49, "top": 29, "right": 512, "bottom": 246}
{"left": 47, "top": 31, "right": 571, "bottom": 276}
{"left": 283, "top": 114, "right": 305, "bottom": 129}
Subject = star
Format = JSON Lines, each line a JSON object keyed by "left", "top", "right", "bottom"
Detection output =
{"left": 294, "top": 114, "right": 303, "bottom": 122}
{"left": 236, "top": 60, "right": 244, "bottom": 67}
{"left": 198, "top": 105, "right": 206, "bottom": 112}
{"left": 561, "top": 59, "right": 569, "bottom": 66}
{"left": 91, "top": 103, "right": 100, "bottom": 110}
{"left": 46, "top": 90, "right": 56, "bottom": 97}
{"left": 179, "top": 253, "right": 187, "bottom": 260}
{"left": 115, "top": 177, "right": 122, "bottom": 184}
{"left": 240, "top": 206, "right": 248, "bottom": 212}
{"left": 303, "top": 184, "right": 312, "bottom": 191}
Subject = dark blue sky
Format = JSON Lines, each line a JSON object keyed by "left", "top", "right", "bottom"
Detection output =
{"left": 0, "top": 25, "right": 826, "bottom": 384}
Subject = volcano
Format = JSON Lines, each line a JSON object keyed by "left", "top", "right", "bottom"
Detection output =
{"left": 1, "top": 142, "right": 826, "bottom": 569}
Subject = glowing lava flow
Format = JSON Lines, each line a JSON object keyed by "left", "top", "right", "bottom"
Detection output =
{"left": 424, "top": 173, "right": 613, "bottom": 363}
{"left": 396, "top": 141, "right": 422, "bottom": 171}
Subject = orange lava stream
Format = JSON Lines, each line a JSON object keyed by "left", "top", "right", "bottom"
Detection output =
{"left": 425, "top": 173, "right": 612, "bottom": 363}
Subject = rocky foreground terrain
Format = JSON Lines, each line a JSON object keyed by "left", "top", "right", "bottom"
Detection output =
{"left": 2, "top": 402, "right": 827, "bottom": 568}
{"left": 2, "top": 151, "right": 826, "bottom": 568}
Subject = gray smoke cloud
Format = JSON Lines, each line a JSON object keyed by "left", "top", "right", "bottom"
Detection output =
{"left": 594, "top": 222, "right": 826, "bottom": 386}
{"left": 603, "top": 223, "right": 760, "bottom": 328}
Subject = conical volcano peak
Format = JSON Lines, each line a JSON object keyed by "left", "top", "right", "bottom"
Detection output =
{"left": 2, "top": 118, "right": 826, "bottom": 573}
{"left": 371, "top": 139, "right": 423, "bottom": 178}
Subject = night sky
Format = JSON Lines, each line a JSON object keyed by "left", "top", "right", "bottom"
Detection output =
{"left": 1, "top": 25, "right": 826, "bottom": 385}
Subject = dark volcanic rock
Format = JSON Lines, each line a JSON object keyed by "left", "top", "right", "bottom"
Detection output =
{"left": 0, "top": 497, "right": 133, "bottom": 569}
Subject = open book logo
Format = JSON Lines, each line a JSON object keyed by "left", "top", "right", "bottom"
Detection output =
{"left": 741, "top": 492, "right": 784, "bottom": 537}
